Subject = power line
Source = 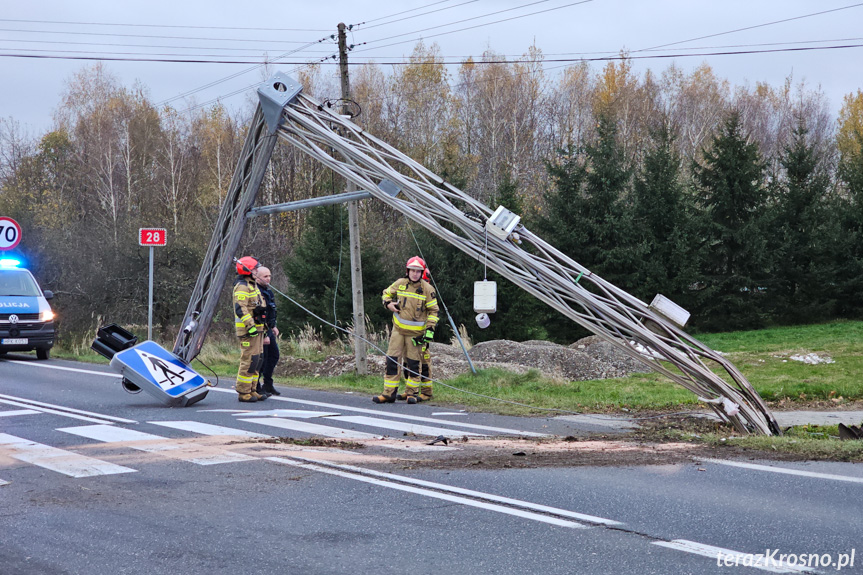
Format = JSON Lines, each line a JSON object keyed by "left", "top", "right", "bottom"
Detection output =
{"left": 156, "top": 37, "right": 331, "bottom": 106}
{"left": 4, "top": 41, "right": 861, "bottom": 66}
{"left": 359, "top": 0, "right": 481, "bottom": 31}
{"left": 635, "top": 1, "right": 863, "bottom": 53}
{"left": 354, "top": 0, "right": 595, "bottom": 53}
{"left": 0, "top": 26, "right": 319, "bottom": 44}
{"left": 0, "top": 36, "right": 335, "bottom": 53}
{"left": 361, "top": 0, "right": 563, "bottom": 46}
{"left": 0, "top": 18, "right": 330, "bottom": 32}
{"left": 358, "top": 0, "right": 460, "bottom": 24}
{"left": 8, "top": 35, "right": 863, "bottom": 61}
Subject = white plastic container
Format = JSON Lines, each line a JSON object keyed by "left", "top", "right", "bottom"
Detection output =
{"left": 474, "top": 280, "right": 497, "bottom": 313}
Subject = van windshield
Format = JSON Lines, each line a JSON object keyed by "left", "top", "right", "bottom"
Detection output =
{"left": 0, "top": 270, "right": 42, "bottom": 297}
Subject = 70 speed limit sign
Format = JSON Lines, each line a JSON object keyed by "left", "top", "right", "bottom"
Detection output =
{"left": 0, "top": 217, "right": 22, "bottom": 250}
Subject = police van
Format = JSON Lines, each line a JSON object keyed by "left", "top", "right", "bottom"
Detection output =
{"left": 0, "top": 258, "right": 55, "bottom": 359}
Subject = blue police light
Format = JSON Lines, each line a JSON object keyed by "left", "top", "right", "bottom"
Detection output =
{"left": 0, "top": 258, "right": 21, "bottom": 268}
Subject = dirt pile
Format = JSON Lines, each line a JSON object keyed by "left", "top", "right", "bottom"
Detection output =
{"left": 274, "top": 336, "right": 650, "bottom": 382}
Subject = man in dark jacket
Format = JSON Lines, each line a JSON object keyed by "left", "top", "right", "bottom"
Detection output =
{"left": 255, "top": 266, "right": 281, "bottom": 396}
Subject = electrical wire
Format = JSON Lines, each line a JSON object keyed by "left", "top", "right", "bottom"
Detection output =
{"left": 193, "top": 356, "right": 221, "bottom": 388}
{"left": 359, "top": 0, "right": 460, "bottom": 25}
{"left": 357, "top": 0, "right": 593, "bottom": 51}
{"left": 634, "top": 1, "right": 863, "bottom": 53}
{"left": 265, "top": 278, "right": 583, "bottom": 415}
{"left": 156, "top": 37, "right": 329, "bottom": 106}
{"left": 6, "top": 42, "right": 862, "bottom": 67}
{"left": 0, "top": 17, "right": 330, "bottom": 32}
{"left": 359, "top": 0, "right": 481, "bottom": 31}
{"left": 0, "top": 26, "right": 320, "bottom": 44}
{"left": 0, "top": 35, "right": 337, "bottom": 52}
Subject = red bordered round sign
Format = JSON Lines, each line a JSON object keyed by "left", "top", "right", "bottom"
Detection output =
{"left": 0, "top": 217, "right": 22, "bottom": 251}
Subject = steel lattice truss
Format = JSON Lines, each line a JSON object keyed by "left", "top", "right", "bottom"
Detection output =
{"left": 173, "top": 107, "right": 279, "bottom": 363}
{"left": 275, "top": 85, "right": 779, "bottom": 436}
{"left": 176, "top": 74, "right": 779, "bottom": 435}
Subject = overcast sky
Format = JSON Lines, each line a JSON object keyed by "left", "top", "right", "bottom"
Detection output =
{"left": 2, "top": 0, "right": 862, "bottom": 135}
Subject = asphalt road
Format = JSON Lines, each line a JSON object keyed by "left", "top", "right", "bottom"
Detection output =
{"left": 1, "top": 354, "right": 860, "bottom": 574}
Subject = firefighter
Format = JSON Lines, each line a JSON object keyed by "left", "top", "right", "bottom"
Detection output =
{"left": 233, "top": 256, "right": 269, "bottom": 403}
{"left": 374, "top": 256, "right": 439, "bottom": 404}
{"left": 399, "top": 265, "right": 434, "bottom": 402}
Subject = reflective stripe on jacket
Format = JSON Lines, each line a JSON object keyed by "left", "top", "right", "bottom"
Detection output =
{"left": 233, "top": 276, "right": 263, "bottom": 337}
{"left": 382, "top": 277, "right": 439, "bottom": 334}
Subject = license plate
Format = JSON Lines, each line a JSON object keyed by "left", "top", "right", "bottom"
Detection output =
{"left": 1, "top": 338, "right": 27, "bottom": 344}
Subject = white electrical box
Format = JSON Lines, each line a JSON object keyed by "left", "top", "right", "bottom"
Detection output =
{"left": 474, "top": 280, "right": 497, "bottom": 313}
{"left": 649, "top": 294, "right": 690, "bottom": 328}
{"left": 486, "top": 206, "right": 521, "bottom": 240}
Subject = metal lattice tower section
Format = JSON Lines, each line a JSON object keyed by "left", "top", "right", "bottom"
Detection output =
{"left": 178, "top": 73, "right": 780, "bottom": 435}
{"left": 172, "top": 106, "right": 280, "bottom": 363}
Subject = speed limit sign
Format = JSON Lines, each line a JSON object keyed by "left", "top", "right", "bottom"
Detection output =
{"left": 0, "top": 217, "right": 22, "bottom": 250}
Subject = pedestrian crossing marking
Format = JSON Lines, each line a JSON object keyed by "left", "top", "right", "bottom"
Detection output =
{"left": 327, "top": 415, "right": 484, "bottom": 438}
{"left": 58, "top": 424, "right": 256, "bottom": 465}
{"left": 0, "top": 433, "right": 136, "bottom": 478}
{"left": 206, "top": 387, "right": 547, "bottom": 437}
{"left": 238, "top": 417, "right": 382, "bottom": 440}
{"left": 149, "top": 420, "right": 272, "bottom": 438}
{"left": 231, "top": 409, "right": 342, "bottom": 419}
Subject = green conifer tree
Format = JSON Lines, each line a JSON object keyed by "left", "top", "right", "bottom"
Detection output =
{"left": 769, "top": 118, "right": 840, "bottom": 322}
{"left": 691, "top": 111, "right": 769, "bottom": 330}
{"left": 631, "top": 125, "right": 697, "bottom": 310}
{"left": 282, "top": 205, "right": 387, "bottom": 340}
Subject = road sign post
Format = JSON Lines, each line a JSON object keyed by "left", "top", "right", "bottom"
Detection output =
{"left": 139, "top": 228, "right": 167, "bottom": 341}
{"left": 0, "top": 216, "right": 22, "bottom": 251}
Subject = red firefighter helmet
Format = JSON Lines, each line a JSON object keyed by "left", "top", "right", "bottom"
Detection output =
{"left": 236, "top": 256, "right": 260, "bottom": 276}
{"left": 422, "top": 267, "right": 431, "bottom": 281}
{"left": 406, "top": 256, "right": 426, "bottom": 271}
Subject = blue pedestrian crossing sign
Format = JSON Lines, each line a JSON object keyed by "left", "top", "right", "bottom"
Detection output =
{"left": 111, "top": 341, "right": 209, "bottom": 406}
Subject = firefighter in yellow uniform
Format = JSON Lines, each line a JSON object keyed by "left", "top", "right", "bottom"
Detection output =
{"left": 374, "top": 256, "right": 439, "bottom": 404}
{"left": 399, "top": 265, "right": 434, "bottom": 402}
{"left": 233, "top": 256, "right": 269, "bottom": 403}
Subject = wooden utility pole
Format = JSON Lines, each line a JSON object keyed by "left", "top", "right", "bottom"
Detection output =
{"left": 338, "top": 22, "right": 368, "bottom": 374}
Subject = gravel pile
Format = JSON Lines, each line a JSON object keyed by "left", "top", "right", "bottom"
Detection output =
{"left": 273, "top": 337, "right": 650, "bottom": 382}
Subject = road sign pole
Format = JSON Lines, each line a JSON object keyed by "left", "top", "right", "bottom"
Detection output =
{"left": 148, "top": 245, "right": 154, "bottom": 341}
{"left": 139, "top": 228, "right": 166, "bottom": 342}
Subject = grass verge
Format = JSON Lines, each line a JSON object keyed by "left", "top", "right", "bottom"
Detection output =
{"left": 50, "top": 319, "right": 863, "bottom": 417}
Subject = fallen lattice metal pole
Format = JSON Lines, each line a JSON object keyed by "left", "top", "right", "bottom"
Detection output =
{"left": 256, "top": 73, "right": 779, "bottom": 435}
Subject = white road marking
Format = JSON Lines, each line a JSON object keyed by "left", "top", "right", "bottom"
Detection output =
{"left": 208, "top": 387, "right": 546, "bottom": 437}
{"left": 0, "top": 398, "right": 120, "bottom": 424}
{"left": 239, "top": 418, "right": 457, "bottom": 451}
{"left": 3, "top": 360, "right": 121, "bottom": 378}
{"left": 327, "top": 415, "right": 483, "bottom": 438}
{"left": 291, "top": 456, "right": 624, "bottom": 526}
{"left": 0, "top": 478, "right": 9, "bottom": 486}
{"left": 0, "top": 393, "right": 137, "bottom": 424}
{"left": 268, "top": 456, "right": 588, "bottom": 529}
{"left": 702, "top": 458, "right": 863, "bottom": 484}
{"left": 58, "top": 424, "right": 256, "bottom": 465}
{"left": 240, "top": 417, "right": 381, "bottom": 439}
{"left": 149, "top": 420, "right": 271, "bottom": 438}
{"left": 232, "top": 409, "right": 342, "bottom": 418}
{"left": 653, "top": 540, "right": 809, "bottom": 573}
{"left": 0, "top": 433, "right": 136, "bottom": 478}
{"left": 431, "top": 412, "right": 469, "bottom": 416}
{"left": 0, "top": 409, "right": 40, "bottom": 417}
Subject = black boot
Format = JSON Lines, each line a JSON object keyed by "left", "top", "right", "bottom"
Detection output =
{"left": 262, "top": 381, "right": 281, "bottom": 396}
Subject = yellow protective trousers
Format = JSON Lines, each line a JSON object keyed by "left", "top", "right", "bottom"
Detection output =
{"left": 236, "top": 331, "right": 264, "bottom": 395}
{"left": 384, "top": 331, "right": 422, "bottom": 391}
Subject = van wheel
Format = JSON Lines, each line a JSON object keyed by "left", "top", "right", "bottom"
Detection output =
{"left": 37, "top": 348, "right": 50, "bottom": 360}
